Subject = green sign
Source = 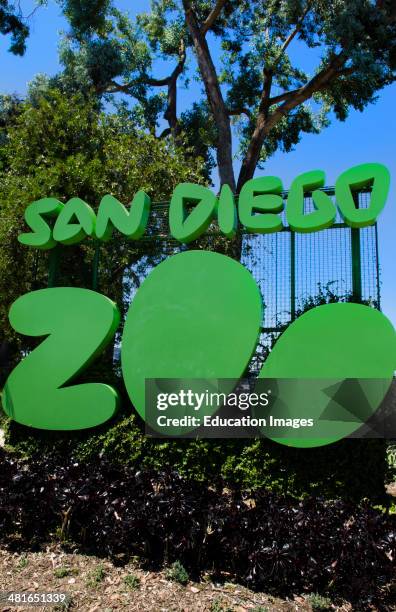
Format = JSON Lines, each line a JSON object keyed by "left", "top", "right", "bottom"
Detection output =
{"left": 2, "top": 163, "right": 395, "bottom": 448}
{"left": 18, "top": 163, "right": 390, "bottom": 248}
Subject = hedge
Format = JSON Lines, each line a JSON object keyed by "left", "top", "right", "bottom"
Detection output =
{"left": 0, "top": 451, "right": 394, "bottom": 607}
{"left": 3, "top": 404, "right": 391, "bottom": 504}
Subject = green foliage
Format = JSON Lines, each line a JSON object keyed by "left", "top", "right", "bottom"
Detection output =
{"left": 179, "top": 101, "right": 217, "bottom": 181}
{"left": 54, "top": 566, "right": 78, "bottom": 579}
{"left": 53, "top": 597, "right": 73, "bottom": 612}
{"left": 54, "top": 0, "right": 396, "bottom": 182}
{"left": 210, "top": 600, "right": 227, "bottom": 612}
{"left": 165, "top": 560, "right": 189, "bottom": 585}
{"left": 0, "top": 1, "right": 29, "bottom": 56}
{"left": 87, "top": 563, "right": 106, "bottom": 586}
{"left": 307, "top": 593, "right": 333, "bottom": 611}
{"left": 54, "top": 567, "right": 70, "bottom": 579}
{"left": 387, "top": 442, "right": 396, "bottom": 475}
{"left": 0, "top": 88, "right": 205, "bottom": 382}
{"left": 17, "top": 554, "right": 28, "bottom": 569}
{"left": 3, "top": 408, "right": 389, "bottom": 504}
{"left": 60, "top": 0, "right": 111, "bottom": 37}
{"left": 210, "top": 600, "right": 235, "bottom": 612}
{"left": 123, "top": 573, "right": 140, "bottom": 590}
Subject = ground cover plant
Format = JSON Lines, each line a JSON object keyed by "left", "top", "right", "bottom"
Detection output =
{"left": 0, "top": 548, "right": 343, "bottom": 611}
{"left": 0, "top": 450, "right": 394, "bottom": 608}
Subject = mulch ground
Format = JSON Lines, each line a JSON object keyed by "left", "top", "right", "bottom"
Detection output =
{"left": 0, "top": 548, "right": 355, "bottom": 612}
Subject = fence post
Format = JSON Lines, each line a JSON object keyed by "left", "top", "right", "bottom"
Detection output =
{"left": 351, "top": 192, "right": 362, "bottom": 303}
{"left": 92, "top": 241, "right": 100, "bottom": 291}
{"left": 374, "top": 223, "right": 381, "bottom": 308}
{"left": 290, "top": 231, "right": 296, "bottom": 320}
{"left": 48, "top": 245, "right": 61, "bottom": 288}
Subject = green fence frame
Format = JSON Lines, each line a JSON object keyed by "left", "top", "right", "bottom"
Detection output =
{"left": 46, "top": 188, "right": 381, "bottom": 330}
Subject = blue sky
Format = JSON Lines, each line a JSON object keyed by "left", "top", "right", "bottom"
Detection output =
{"left": 1, "top": 0, "right": 395, "bottom": 327}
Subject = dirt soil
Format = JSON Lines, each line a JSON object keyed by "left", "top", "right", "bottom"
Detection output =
{"left": 0, "top": 548, "right": 355, "bottom": 612}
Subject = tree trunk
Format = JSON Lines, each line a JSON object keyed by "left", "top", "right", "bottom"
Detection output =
{"left": 183, "top": 1, "right": 236, "bottom": 191}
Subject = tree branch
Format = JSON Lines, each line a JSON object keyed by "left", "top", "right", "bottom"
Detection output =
{"left": 146, "top": 75, "right": 171, "bottom": 87}
{"left": 261, "top": 68, "right": 273, "bottom": 115}
{"left": 273, "top": 1, "right": 312, "bottom": 68}
{"left": 107, "top": 73, "right": 170, "bottom": 93}
{"left": 335, "top": 66, "right": 355, "bottom": 77}
{"left": 106, "top": 80, "right": 134, "bottom": 94}
{"left": 268, "top": 64, "right": 355, "bottom": 107}
{"left": 163, "top": 40, "right": 186, "bottom": 138}
{"left": 183, "top": 0, "right": 235, "bottom": 190}
{"left": 227, "top": 107, "right": 252, "bottom": 119}
{"left": 237, "top": 51, "right": 348, "bottom": 191}
{"left": 106, "top": 43, "right": 186, "bottom": 138}
{"left": 107, "top": 63, "right": 185, "bottom": 94}
{"left": 268, "top": 88, "right": 303, "bottom": 106}
{"left": 201, "top": 0, "right": 227, "bottom": 36}
{"left": 158, "top": 127, "right": 171, "bottom": 139}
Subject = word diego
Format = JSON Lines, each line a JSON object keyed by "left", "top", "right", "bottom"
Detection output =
{"left": 18, "top": 163, "right": 390, "bottom": 248}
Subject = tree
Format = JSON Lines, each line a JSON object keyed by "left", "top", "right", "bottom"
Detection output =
{"left": 0, "top": 1, "right": 31, "bottom": 56}
{"left": 56, "top": 0, "right": 396, "bottom": 191}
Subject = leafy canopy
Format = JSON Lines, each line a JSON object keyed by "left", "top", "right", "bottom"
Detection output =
{"left": 0, "top": 88, "right": 205, "bottom": 357}
{"left": 51, "top": 0, "right": 396, "bottom": 189}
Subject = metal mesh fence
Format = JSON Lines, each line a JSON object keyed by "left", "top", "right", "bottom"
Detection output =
{"left": 111, "top": 189, "right": 380, "bottom": 327}
{"left": 241, "top": 189, "right": 380, "bottom": 334}
{"left": 239, "top": 189, "right": 380, "bottom": 373}
{"left": 46, "top": 188, "right": 379, "bottom": 371}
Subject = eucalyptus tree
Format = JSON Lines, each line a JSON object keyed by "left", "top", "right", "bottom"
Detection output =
{"left": 57, "top": 0, "right": 396, "bottom": 191}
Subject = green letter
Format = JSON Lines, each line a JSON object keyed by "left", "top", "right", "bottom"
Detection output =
{"left": 287, "top": 170, "right": 336, "bottom": 232}
{"left": 121, "top": 250, "right": 262, "bottom": 434}
{"left": 95, "top": 191, "right": 151, "bottom": 241}
{"left": 238, "top": 176, "right": 284, "bottom": 233}
{"left": 258, "top": 302, "right": 396, "bottom": 448}
{"left": 169, "top": 183, "right": 217, "bottom": 243}
{"left": 53, "top": 197, "right": 96, "bottom": 245}
{"left": 2, "top": 288, "right": 120, "bottom": 430}
{"left": 217, "top": 184, "right": 237, "bottom": 238}
{"left": 18, "top": 197, "right": 64, "bottom": 250}
{"left": 335, "top": 163, "right": 390, "bottom": 228}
